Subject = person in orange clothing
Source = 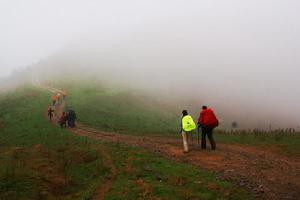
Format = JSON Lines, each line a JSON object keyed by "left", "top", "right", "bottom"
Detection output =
{"left": 198, "top": 106, "right": 219, "bottom": 150}
{"left": 51, "top": 95, "right": 58, "bottom": 105}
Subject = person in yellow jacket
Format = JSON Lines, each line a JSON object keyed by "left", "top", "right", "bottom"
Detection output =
{"left": 180, "top": 110, "right": 196, "bottom": 153}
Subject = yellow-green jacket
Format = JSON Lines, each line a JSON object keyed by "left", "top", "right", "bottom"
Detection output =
{"left": 182, "top": 115, "right": 196, "bottom": 132}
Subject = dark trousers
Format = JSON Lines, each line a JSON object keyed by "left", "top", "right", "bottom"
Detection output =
{"left": 68, "top": 119, "right": 75, "bottom": 128}
{"left": 201, "top": 126, "right": 216, "bottom": 150}
{"left": 48, "top": 113, "right": 53, "bottom": 121}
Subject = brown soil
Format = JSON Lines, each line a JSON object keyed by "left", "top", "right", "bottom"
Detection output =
{"left": 90, "top": 147, "right": 116, "bottom": 200}
{"left": 69, "top": 125, "right": 300, "bottom": 200}
{"left": 135, "top": 178, "right": 161, "bottom": 200}
{"left": 48, "top": 94, "right": 300, "bottom": 200}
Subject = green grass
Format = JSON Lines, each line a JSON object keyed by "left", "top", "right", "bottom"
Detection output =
{"left": 0, "top": 86, "right": 108, "bottom": 199}
{"left": 104, "top": 143, "right": 253, "bottom": 200}
{"left": 214, "top": 131, "right": 300, "bottom": 156}
{"left": 63, "top": 80, "right": 179, "bottom": 135}
{"left": 0, "top": 84, "right": 254, "bottom": 199}
{"left": 57, "top": 79, "right": 300, "bottom": 155}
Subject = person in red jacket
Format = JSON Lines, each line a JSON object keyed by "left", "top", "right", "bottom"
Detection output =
{"left": 198, "top": 106, "right": 219, "bottom": 150}
{"left": 59, "top": 112, "right": 67, "bottom": 128}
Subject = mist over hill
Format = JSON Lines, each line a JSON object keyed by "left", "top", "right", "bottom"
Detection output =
{"left": 1, "top": 37, "right": 299, "bottom": 130}
{"left": 1, "top": 1, "right": 299, "bottom": 130}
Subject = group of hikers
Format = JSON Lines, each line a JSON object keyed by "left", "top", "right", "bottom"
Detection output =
{"left": 58, "top": 110, "right": 77, "bottom": 128}
{"left": 48, "top": 90, "right": 216, "bottom": 153}
{"left": 180, "top": 106, "right": 218, "bottom": 153}
{"left": 47, "top": 91, "right": 77, "bottom": 128}
{"left": 51, "top": 91, "right": 67, "bottom": 106}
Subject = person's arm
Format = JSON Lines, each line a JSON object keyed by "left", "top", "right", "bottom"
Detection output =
{"left": 198, "top": 112, "right": 202, "bottom": 127}
{"left": 179, "top": 119, "right": 183, "bottom": 133}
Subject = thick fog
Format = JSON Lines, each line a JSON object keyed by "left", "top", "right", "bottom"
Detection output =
{"left": 0, "top": 0, "right": 300, "bottom": 129}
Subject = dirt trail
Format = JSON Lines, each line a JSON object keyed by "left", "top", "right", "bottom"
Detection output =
{"left": 45, "top": 88, "right": 300, "bottom": 200}
{"left": 71, "top": 125, "right": 300, "bottom": 200}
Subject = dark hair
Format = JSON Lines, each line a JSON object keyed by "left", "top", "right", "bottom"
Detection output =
{"left": 202, "top": 106, "right": 207, "bottom": 110}
{"left": 182, "top": 110, "right": 188, "bottom": 116}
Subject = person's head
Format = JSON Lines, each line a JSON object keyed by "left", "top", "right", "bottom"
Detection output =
{"left": 202, "top": 106, "right": 208, "bottom": 110}
{"left": 182, "top": 110, "right": 188, "bottom": 116}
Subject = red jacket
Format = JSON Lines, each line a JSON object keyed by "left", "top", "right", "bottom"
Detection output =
{"left": 59, "top": 113, "right": 66, "bottom": 123}
{"left": 48, "top": 107, "right": 53, "bottom": 113}
{"left": 198, "top": 108, "right": 219, "bottom": 128}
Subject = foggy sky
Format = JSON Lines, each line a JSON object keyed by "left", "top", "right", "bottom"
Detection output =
{"left": 1, "top": 0, "right": 300, "bottom": 128}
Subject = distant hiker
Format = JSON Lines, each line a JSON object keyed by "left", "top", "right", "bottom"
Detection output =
{"left": 180, "top": 110, "right": 196, "bottom": 153}
{"left": 198, "top": 106, "right": 219, "bottom": 150}
{"left": 51, "top": 95, "right": 58, "bottom": 105}
{"left": 57, "top": 93, "right": 61, "bottom": 104}
{"left": 67, "top": 110, "right": 76, "bottom": 128}
{"left": 59, "top": 112, "right": 67, "bottom": 128}
{"left": 62, "top": 90, "right": 67, "bottom": 100}
{"left": 51, "top": 95, "right": 56, "bottom": 106}
{"left": 47, "top": 106, "right": 54, "bottom": 121}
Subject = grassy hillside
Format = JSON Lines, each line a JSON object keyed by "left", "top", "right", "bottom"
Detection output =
{"left": 62, "top": 80, "right": 179, "bottom": 135}
{"left": 214, "top": 131, "right": 300, "bottom": 155}
{"left": 0, "top": 84, "right": 254, "bottom": 199}
{"left": 59, "top": 79, "right": 300, "bottom": 155}
{"left": 0, "top": 86, "right": 107, "bottom": 199}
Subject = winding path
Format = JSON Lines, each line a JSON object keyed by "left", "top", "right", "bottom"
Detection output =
{"left": 71, "top": 124, "right": 300, "bottom": 200}
{"left": 43, "top": 83, "right": 300, "bottom": 200}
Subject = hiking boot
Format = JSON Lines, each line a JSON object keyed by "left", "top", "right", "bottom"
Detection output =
{"left": 211, "top": 141, "right": 216, "bottom": 150}
{"left": 201, "top": 139, "right": 206, "bottom": 149}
